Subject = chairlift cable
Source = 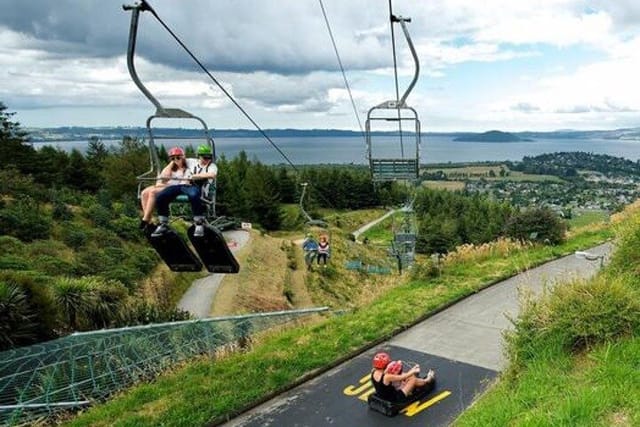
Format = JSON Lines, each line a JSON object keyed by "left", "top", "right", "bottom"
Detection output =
{"left": 141, "top": 0, "right": 337, "bottom": 212}
{"left": 388, "top": 0, "right": 405, "bottom": 158}
{"left": 318, "top": 0, "right": 366, "bottom": 141}
{"left": 141, "top": 0, "right": 299, "bottom": 173}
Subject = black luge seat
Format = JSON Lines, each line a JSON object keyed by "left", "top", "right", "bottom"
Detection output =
{"left": 146, "top": 227, "right": 203, "bottom": 272}
{"left": 367, "top": 379, "right": 436, "bottom": 417}
{"left": 188, "top": 225, "right": 239, "bottom": 274}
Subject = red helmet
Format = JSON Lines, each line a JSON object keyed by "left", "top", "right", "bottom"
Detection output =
{"left": 385, "top": 360, "right": 403, "bottom": 375}
{"left": 372, "top": 352, "right": 391, "bottom": 369}
{"left": 168, "top": 146, "right": 185, "bottom": 157}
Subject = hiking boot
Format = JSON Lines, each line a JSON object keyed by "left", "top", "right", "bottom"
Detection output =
{"left": 194, "top": 224, "right": 205, "bottom": 237}
{"left": 151, "top": 223, "right": 169, "bottom": 237}
{"left": 193, "top": 217, "right": 205, "bottom": 237}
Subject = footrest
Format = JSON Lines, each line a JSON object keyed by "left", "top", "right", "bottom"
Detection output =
{"left": 367, "top": 394, "right": 403, "bottom": 416}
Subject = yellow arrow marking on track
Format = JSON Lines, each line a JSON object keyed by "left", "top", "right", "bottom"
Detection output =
{"left": 401, "top": 390, "right": 452, "bottom": 417}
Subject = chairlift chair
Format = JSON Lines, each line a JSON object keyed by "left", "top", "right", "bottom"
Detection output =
{"left": 125, "top": 1, "right": 217, "bottom": 223}
{"left": 299, "top": 182, "right": 332, "bottom": 266}
{"left": 366, "top": 14, "right": 421, "bottom": 183}
{"left": 124, "top": 2, "right": 239, "bottom": 273}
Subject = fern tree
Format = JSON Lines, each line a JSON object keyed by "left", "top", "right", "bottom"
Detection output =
{"left": 0, "top": 281, "right": 39, "bottom": 350}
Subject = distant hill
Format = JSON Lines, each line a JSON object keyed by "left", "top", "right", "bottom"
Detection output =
{"left": 453, "top": 130, "right": 532, "bottom": 142}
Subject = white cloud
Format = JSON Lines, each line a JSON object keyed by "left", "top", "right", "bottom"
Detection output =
{"left": 2, "top": 0, "right": 640, "bottom": 130}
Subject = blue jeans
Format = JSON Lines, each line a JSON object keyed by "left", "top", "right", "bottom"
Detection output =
{"left": 155, "top": 185, "right": 204, "bottom": 217}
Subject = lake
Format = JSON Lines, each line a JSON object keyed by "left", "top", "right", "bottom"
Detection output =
{"left": 31, "top": 135, "right": 640, "bottom": 165}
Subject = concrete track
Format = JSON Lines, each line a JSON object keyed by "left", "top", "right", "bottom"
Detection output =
{"left": 177, "top": 230, "right": 250, "bottom": 318}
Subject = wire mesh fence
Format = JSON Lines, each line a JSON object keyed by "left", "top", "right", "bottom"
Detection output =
{"left": 0, "top": 307, "right": 328, "bottom": 426}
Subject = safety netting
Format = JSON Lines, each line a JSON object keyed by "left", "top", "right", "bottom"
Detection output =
{"left": 0, "top": 307, "right": 328, "bottom": 426}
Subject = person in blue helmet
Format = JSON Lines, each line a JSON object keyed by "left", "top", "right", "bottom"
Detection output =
{"left": 152, "top": 144, "right": 217, "bottom": 237}
{"left": 302, "top": 233, "right": 319, "bottom": 270}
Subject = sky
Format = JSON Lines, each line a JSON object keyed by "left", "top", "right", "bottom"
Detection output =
{"left": 1, "top": 0, "right": 640, "bottom": 132}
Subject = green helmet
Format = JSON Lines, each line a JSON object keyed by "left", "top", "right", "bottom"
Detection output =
{"left": 197, "top": 144, "right": 213, "bottom": 156}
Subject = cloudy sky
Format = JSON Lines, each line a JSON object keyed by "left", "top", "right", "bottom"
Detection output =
{"left": 1, "top": 0, "right": 640, "bottom": 132}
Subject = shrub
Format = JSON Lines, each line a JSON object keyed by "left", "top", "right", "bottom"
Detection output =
{"left": 62, "top": 227, "right": 88, "bottom": 250}
{"left": 410, "top": 257, "right": 441, "bottom": 280}
{"left": 504, "top": 207, "right": 566, "bottom": 245}
{"left": 505, "top": 277, "right": 640, "bottom": 370}
{"left": 103, "top": 268, "right": 138, "bottom": 290}
{"left": 74, "top": 247, "right": 113, "bottom": 276}
{"left": 52, "top": 200, "right": 74, "bottom": 221}
{"left": 0, "top": 166, "right": 47, "bottom": 201}
{"left": 0, "top": 235, "right": 25, "bottom": 256}
{"left": 0, "top": 270, "right": 57, "bottom": 342}
{"left": 128, "top": 247, "right": 158, "bottom": 276}
{"left": 109, "top": 216, "right": 142, "bottom": 242}
{"left": 0, "top": 281, "right": 39, "bottom": 350}
{"left": 442, "top": 237, "right": 530, "bottom": 266}
{"left": 52, "top": 277, "right": 98, "bottom": 331}
{"left": 85, "top": 203, "right": 112, "bottom": 228}
{"left": 86, "top": 277, "right": 129, "bottom": 329}
{"left": 27, "top": 239, "right": 70, "bottom": 257}
{"left": 0, "top": 255, "right": 29, "bottom": 271}
{"left": 119, "top": 301, "right": 191, "bottom": 326}
{"left": 0, "top": 197, "right": 52, "bottom": 242}
{"left": 33, "top": 255, "right": 75, "bottom": 276}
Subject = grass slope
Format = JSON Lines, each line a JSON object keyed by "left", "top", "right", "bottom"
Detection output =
{"left": 455, "top": 203, "right": 640, "bottom": 426}
{"left": 64, "top": 218, "right": 613, "bottom": 427}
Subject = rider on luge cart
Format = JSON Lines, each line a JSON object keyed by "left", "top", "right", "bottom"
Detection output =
{"left": 368, "top": 352, "right": 436, "bottom": 416}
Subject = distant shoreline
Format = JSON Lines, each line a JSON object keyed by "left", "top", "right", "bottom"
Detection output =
{"left": 24, "top": 126, "right": 640, "bottom": 143}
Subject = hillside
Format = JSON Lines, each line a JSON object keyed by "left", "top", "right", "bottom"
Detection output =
{"left": 453, "top": 130, "right": 531, "bottom": 142}
{"left": 60, "top": 211, "right": 613, "bottom": 426}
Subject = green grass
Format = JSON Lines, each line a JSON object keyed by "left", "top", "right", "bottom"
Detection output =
{"left": 455, "top": 338, "right": 640, "bottom": 427}
{"left": 569, "top": 210, "right": 609, "bottom": 228}
{"left": 423, "top": 165, "right": 563, "bottom": 183}
{"left": 454, "top": 209, "right": 640, "bottom": 427}
{"left": 360, "top": 211, "right": 405, "bottom": 243}
{"left": 64, "top": 226, "right": 613, "bottom": 427}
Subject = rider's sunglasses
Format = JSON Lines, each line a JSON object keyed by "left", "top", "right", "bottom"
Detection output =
{"left": 200, "top": 155, "right": 212, "bottom": 160}
{"left": 170, "top": 156, "right": 183, "bottom": 161}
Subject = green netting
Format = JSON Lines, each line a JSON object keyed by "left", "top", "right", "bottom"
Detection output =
{"left": 0, "top": 307, "right": 328, "bottom": 426}
{"left": 345, "top": 260, "right": 392, "bottom": 275}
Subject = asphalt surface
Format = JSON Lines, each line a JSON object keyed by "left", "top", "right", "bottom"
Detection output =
{"left": 222, "top": 242, "right": 613, "bottom": 426}
{"left": 177, "top": 229, "right": 250, "bottom": 318}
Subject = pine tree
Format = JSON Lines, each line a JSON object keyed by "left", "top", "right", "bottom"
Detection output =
{"left": 0, "top": 102, "right": 35, "bottom": 175}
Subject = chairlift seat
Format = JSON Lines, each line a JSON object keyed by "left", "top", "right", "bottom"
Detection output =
{"left": 371, "top": 158, "right": 418, "bottom": 181}
{"left": 394, "top": 232, "right": 417, "bottom": 244}
{"left": 170, "top": 180, "right": 217, "bottom": 219}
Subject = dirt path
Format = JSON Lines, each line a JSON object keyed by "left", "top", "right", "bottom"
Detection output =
{"left": 288, "top": 244, "right": 314, "bottom": 307}
{"left": 177, "top": 230, "right": 250, "bottom": 318}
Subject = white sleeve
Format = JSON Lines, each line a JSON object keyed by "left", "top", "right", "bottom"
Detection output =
{"left": 186, "top": 158, "right": 199, "bottom": 171}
